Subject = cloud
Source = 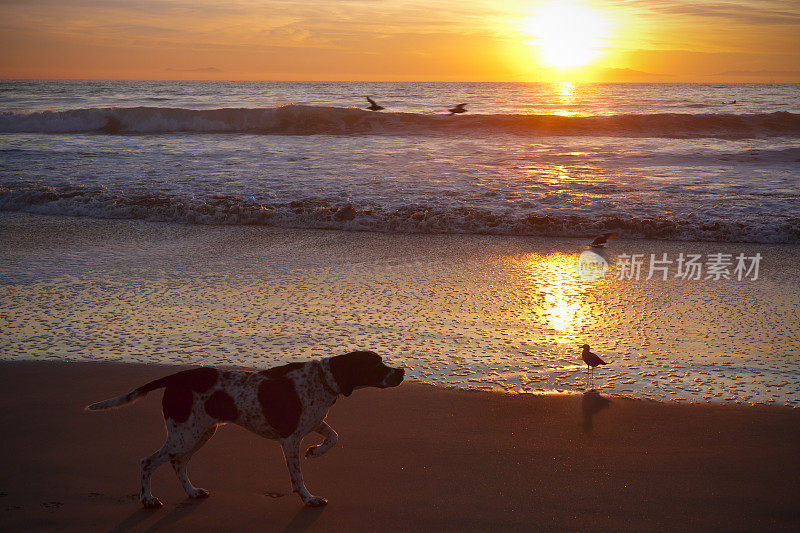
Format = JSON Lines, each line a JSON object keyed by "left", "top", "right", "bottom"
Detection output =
{"left": 2, "top": 0, "right": 799, "bottom": 80}
{"left": 613, "top": 0, "right": 800, "bottom": 26}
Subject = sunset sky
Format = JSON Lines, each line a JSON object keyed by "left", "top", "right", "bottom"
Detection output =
{"left": 1, "top": 0, "right": 798, "bottom": 82}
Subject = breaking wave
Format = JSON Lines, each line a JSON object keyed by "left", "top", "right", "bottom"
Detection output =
{"left": 2, "top": 184, "right": 797, "bottom": 243}
{"left": 2, "top": 105, "right": 799, "bottom": 138}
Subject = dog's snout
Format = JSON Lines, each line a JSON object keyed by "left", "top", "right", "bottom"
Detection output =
{"left": 382, "top": 366, "right": 404, "bottom": 387}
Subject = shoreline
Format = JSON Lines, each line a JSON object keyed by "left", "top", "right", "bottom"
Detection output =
{"left": 1, "top": 359, "right": 799, "bottom": 531}
{"left": 6, "top": 209, "right": 800, "bottom": 246}
{"left": 4, "top": 355, "right": 796, "bottom": 410}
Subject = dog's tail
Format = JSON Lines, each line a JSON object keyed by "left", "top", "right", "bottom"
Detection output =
{"left": 84, "top": 390, "right": 146, "bottom": 411}
{"left": 84, "top": 375, "right": 174, "bottom": 412}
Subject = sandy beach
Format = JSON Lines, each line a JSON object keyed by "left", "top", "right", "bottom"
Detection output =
{"left": 0, "top": 360, "right": 798, "bottom": 531}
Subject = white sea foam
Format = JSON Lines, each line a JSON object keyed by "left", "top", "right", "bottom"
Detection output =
{"left": 1, "top": 183, "right": 798, "bottom": 243}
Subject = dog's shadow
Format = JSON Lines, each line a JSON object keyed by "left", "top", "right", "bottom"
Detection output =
{"left": 109, "top": 508, "right": 154, "bottom": 533}
{"left": 281, "top": 505, "right": 326, "bottom": 533}
{"left": 110, "top": 498, "right": 207, "bottom": 533}
{"left": 110, "top": 497, "right": 324, "bottom": 532}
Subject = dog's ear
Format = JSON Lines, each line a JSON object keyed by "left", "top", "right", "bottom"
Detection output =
{"left": 328, "top": 354, "right": 355, "bottom": 397}
{"left": 329, "top": 351, "right": 379, "bottom": 397}
{"left": 338, "top": 380, "right": 355, "bottom": 397}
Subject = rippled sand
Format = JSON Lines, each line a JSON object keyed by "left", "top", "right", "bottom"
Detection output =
{"left": 1, "top": 212, "right": 798, "bottom": 405}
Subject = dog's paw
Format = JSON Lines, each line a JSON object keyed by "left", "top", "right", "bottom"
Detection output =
{"left": 304, "top": 496, "right": 328, "bottom": 507}
{"left": 141, "top": 497, "right": 163, "bottom": 509}
{"left": 305, "top": 446, "right": 318, "bottom": 458}
{"left": 188, "top": 488, "right": 210, "bottom": 499}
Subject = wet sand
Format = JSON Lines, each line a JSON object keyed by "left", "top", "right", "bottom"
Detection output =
{"left": 2, "top": 212, "right": 799, "bottom": 405}
{"left": 0, "top": 360, "right": 798, "bottom": 532}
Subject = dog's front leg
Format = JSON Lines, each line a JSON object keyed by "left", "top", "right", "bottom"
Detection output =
{"left": 305, "top": 421, "right": 338, "bottom": 458}
{"left": 280, "top": 437, "right": 328, "bottom": 507}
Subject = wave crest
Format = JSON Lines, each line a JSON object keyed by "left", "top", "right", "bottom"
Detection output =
{"left": 1, "top": 105, "right": 798, "bottom": 138}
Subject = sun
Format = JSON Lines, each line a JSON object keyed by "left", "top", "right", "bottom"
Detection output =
{"left": 524, "top": 1, "right": 610, "bottom": 69}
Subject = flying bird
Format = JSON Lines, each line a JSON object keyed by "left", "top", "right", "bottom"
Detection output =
{"left": 448, "top": 103, "right": 467, "bottom": 115}
{"left": 581, "top": 344, "right": 609, "bottom": 384}
{"left": 365, "top": 96, "right": 384, "bottom": 111}
{"left": 590, "top": 232, "right": 618, "bottom": 248}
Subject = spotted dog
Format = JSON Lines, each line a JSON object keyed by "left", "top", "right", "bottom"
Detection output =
{"left": 86, "top": 351, "right": 404, "bottom": 508}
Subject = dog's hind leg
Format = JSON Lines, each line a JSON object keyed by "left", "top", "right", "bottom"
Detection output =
{"left": 140, "top": 419, "right": 214, "bottom": 508}
{"left": 280, "top": 436, "right": 328, "bottom": 507}
{"left": 140, "top": 444, "right": 170, "bottom": 509}
{"left": 171, "top": 425, "right": 217, "bottom": 499}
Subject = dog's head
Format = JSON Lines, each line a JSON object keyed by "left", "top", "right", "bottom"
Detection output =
{"left": 328, "top": 351, "right": 404, "bottom": 397}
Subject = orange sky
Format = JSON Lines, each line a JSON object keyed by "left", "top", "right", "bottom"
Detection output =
{"left": 1, "top": 0, "right": 798, "bottom": 81}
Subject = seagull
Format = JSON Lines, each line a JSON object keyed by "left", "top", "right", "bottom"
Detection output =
{"left": 589, "top": 232, "right": 618, "bottom": 248}
{"left": 448, "top": 103, "right": 467, "bottom": 115}
{"left": 581, "top": 344, "right": 608, "bottom": 384}
{"left": 365, "top": 96, "right": 384, "bottom": 111}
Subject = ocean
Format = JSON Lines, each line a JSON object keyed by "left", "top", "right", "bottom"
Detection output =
{"left": 1, "top": 80, "right": 799, "bottom": 405}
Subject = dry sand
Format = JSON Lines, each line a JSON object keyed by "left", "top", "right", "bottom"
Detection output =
{"left": 0, "top": 360, "right": 798, "bottom": 532}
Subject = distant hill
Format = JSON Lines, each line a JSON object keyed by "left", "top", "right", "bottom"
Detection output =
{"left": 164, "top": 67, "right": 223, "bottom": 73}
{"left": 710, "top": 70, "right": 800, "bottom": 82}
{"left": 591, "top": 68, "right": 672, "bottom": 82}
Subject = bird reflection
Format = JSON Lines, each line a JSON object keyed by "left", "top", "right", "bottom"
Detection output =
{"left": 581, "top": 390, "right": 611, "bottom": 434}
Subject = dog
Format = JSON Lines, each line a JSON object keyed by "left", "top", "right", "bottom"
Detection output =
{"left": 86, "top": 350, "right": 404, "bottom": 508}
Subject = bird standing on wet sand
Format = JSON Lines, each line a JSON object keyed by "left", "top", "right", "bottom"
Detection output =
{"left": 448, "top": 103, "right": 467, "bottom": 115}
{"left": 582, "top": 344, "right": 608, "bottom": 384}
{"left": 365, "top": 96, "right": 384, "bottom": 111}
{"left": 590, "top": 232, "right": 618, "bottom": 248}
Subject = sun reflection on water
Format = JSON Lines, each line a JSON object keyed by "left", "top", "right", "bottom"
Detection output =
{"left": 555, "top": 81, "right": 576, "bottom": 103}
{"left": 552, "top": 81, "right": 581, "bottom": 116}
{"left": 510, "top": 251, "right": 596, "bottom": 344}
